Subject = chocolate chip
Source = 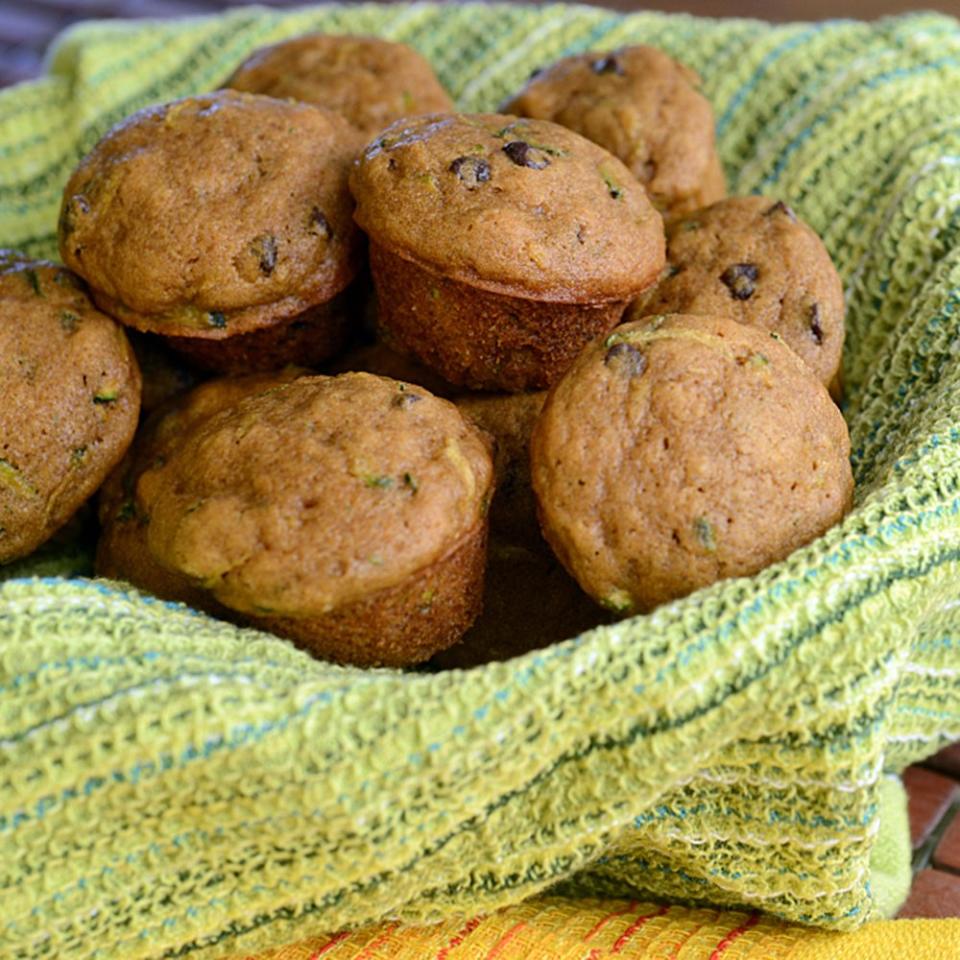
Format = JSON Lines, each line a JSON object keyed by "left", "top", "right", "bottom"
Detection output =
{"left": 449, "top": 155, "right": 491, "bottom": 188}
{"left": 604, "top": 342, "right": 646, "bottom": 376}
{"left": 809, "top": 303, "right": 823, "bottom": 344}
{"left": 720, "top": 263, "right": 758, "bottom": 300}
{"left": 591, "top": 55, "right": 624, "bottom": 75}
{"left": 251, "top": 234, "right": 277, "bottom": 276}
{"left": 309, "top": 207, "right": 333, "bottom": 240}
{"left": 765, "top": 200, "right": 797, "bottom": 222}
{"left": 502, "top": 140, "right": 550, "bottom": 170}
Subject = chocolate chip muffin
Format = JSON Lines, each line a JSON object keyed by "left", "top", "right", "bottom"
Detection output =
{"left": 59, "top": 90, "right": 363, "bottom": 370}
{"left": 454, "top": 390, "right": 545, "bottom": 544}
{"left": 0, "top": 253, "right": 140, "bottom": 563}
{"left": 97, "top": 370, "right": 303, "bottom": 614}
{"left": 108, "top": 372, "right": 494, "bottom": 666}
{"left": 531, "top": 314, "right": 853, "bottom": 615}
{"left": 503, "top": 46, "right": 725, "bottom": 218}
{"left": 631, "top": 196, "right": 845, "bottom": 392}
{"left": 350, "top": 113, "right": 665, "bottom": 391}
{"left": 224, "top": 34, "right": 454, "bottom": 139}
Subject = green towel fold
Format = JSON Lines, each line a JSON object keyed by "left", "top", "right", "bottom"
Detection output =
{"left": 1, "top": 5, "right": 957, "bottom": 958}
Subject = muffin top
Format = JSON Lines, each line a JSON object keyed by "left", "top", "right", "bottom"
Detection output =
{"left": 503, "top": 46, "right": 725, "bottom": 217}
{"left": 59, "top": 90, "right": 363, "bottom": 338}
{"left": 531, "top": 313, "right": 853, "bottom": 614}
{"left": 224, "top": 34, "right": 454, "bottom": 138}
{"left": 0, "top": 254, "right": 140, "bottom": 563}
{"left": 137, "top": 373, "right": 494, "bottom": 617}
{"left": 631, "top": 196, "right": 845, "bottom": 389}
{"left": 350, "top": 113, "right": 665, "bottom": 301}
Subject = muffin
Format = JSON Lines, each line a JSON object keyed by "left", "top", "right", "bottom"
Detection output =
{"left": 454, "top": 390, "right": 546, "bottom": 544}
{"left": 0, "top": 253, "right": 140, "bottom": 563}
{"left": 97, "top": 370, "right": 303, "bottom": 613}
{"left": 430, "top": 535, "right": 606, "bottom": 669}
{"left": 350, "top": 113, "right": 665, "bottom": 391}
{"left": 224, "top": 34, "right": 454, "bottom": 139}
{"left": 631, "top": 196, "right": 845, "bottom": 392}
{"left": 58, "top": 90, "right": 363, "bottom": 371}
{"left": 531, "top": 314, "right": 853, "bottom": 614}
{"left": 105, "top": 372, "right": 494, "bottom": 667}
{"left": 503, "top": 46, "right": 725, "bottom": 218}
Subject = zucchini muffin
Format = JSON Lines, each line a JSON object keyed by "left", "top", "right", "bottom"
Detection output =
{"left": 350, "top": 113, "right": 665, "bottom": 391}
{"left": 224, "top": 34, "right": 454, "bottom": 139}
{"left": 106, "top": 372, "right": 494, "bottom": 667}
{"left": 0, "top": 253, "right": 140, "bottom": 563}
{"left": 503, "top": 46, "right": 725, "bottom": 218}
{"left": 58, "top": 90, "right": 363, "bottom": 370}
{"left": 531, "top": 314, "right": 853, "bottom": 614}
{"left": 631, "top": 196, "right": 845, "bottom": 391}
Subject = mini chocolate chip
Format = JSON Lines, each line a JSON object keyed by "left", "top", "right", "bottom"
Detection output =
{"left": 502, "top": 140, "right": 550, "bottom": 170}
{"left": 765, "top": 200, "right": 797, "bottom": 222}
{"left": 449, "top": 155, "right": 491, "bottom": 188}
{"left": 251, "top": 234, "right": 277, "bottom": 276}
{"left": 720, "top": 263, "right": 758, "bottom": 300}
{"left": 809, "top": 303, "right": 823, "bottom": 344}
{"left": 591, "top": 55, "right": 624, "bottom": 75}
{"left": 310, "top": 207, "right": 333, "bottom": 240}
{"left": 392, "top": 391, "right": 422, "bottom": 408}
{"left": 604, "top": 342, "right": 646, "bottom": 376}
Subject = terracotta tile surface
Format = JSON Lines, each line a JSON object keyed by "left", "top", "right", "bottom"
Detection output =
{"left": 903, "top": 766, "right": 959, "bottom": 850}
{"left": 898, "top": 869, "right": 960, "bottom": 919}
{"left": 934, "top": 812, "right": 960, "bottom": 874}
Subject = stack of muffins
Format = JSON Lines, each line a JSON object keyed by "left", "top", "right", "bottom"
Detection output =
{"left": 0, "top": 34, "right": 853, "bottom": 668}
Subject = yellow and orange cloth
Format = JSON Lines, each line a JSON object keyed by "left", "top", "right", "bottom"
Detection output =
{"left": 233, "top": 899, "right": 960, "bottom": 959}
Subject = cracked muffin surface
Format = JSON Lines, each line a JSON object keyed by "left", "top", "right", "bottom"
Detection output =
{"left": 350, "top": 112, "right": 664, "bottom": 301}
{"left": 58, "top": 90, "right": 363, "bottom": 339}
{"left": 531, "top": 314, "right": 853, "bottom": 614}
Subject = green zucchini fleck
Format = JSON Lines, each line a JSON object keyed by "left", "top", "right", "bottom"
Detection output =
{"left": 600, "top": 589, "right": 633, "bottom": 613}
{"left": 363, "top": 474, "right": 394, "bottom": 489}
{"left": 208, "top": 311, "right": 227, "bottom": 329}
{"left": 70, "top": 446, "right": 87, "bottom": 466}
{"left": 60, "top": 311, "right": 79, "bottom": 333}
{"left": 93, "top": 389, "right": 118, "bottom": 404}
{"left": 403, "top": 472, "right": 419, "bottom": 493}
{"left": 0, "top": 458, "right": 37, "bottom": 497}
{"left": 694, "top": 516, "right": 717, "bottom": 552}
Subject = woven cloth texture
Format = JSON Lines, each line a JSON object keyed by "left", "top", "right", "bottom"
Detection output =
{"left": 2, "top": 3, "right": 960, "bottom": 958}
{"left": 231, "top": 901, "right": 960, "bottom": 960}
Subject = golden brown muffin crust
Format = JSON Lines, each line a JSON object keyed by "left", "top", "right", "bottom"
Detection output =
{"left": 503, "top": 46, "right": 725, "bottom": 217}
{"left": 531, "top": 314, "right": 853, "bottom": 614}
{"left": 350, "top": 113, "right": 665, "bottom": 301}
{"left": 59, "top": 91, "right": 363, "bottom": 337}
{"left": 224, "top": 34, "right": 454, "bottom": 138}
{"left": 0, "top": 254, "right": 140, "bottom": 563}
{"left": 631, "top": 196, "right": 845, "bottom": 388}
{"left": 138, "top": 373, "right": 494, "bottom": 617}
